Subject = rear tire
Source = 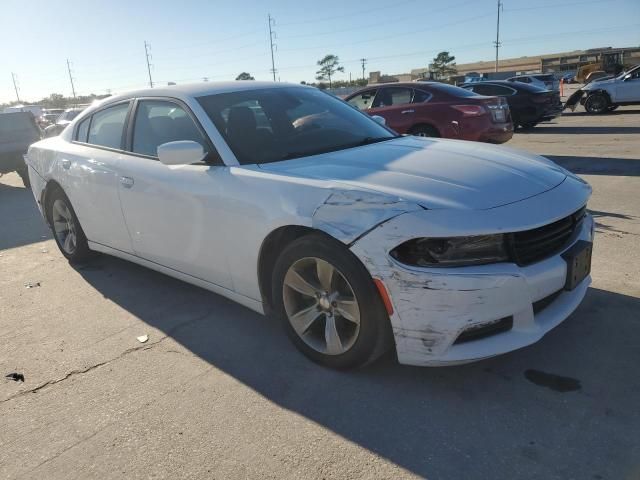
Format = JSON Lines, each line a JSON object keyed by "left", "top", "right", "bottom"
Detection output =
{"left": 272, "top": 233, "right": 391, "bottom": 369}
{"left": 584, "top": 93, "right": 609, "bottom": 114}
{"left": 409, "top": 125, "right": 439, "bottom": 138}
{"left": 46, "top": 187, "right": 93, "bottom": 263}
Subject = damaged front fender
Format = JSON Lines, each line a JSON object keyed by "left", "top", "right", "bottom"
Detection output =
{"left": 311, "top": 189, "right": 423, "bottom": 244}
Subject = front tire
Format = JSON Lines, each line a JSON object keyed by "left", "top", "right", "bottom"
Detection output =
{"left": 272, "top": 234, "right": 391, "bottom": 369}
{"left": 584, "top": 93, "right": 609, "bottom": 114}
{"left": 46, "top": 187, "right": 92, "bottom": 263}
{"left": 409, "top": 124, "right": 439, "bottom": 138}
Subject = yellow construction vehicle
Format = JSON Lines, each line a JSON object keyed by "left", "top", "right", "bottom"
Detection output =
{"left": 575, "top": 51, "right": 629, "bottom": 83}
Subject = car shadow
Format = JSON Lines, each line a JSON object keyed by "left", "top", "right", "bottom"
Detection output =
{"left": 529, "top": 126, "right": 640, "bottom": 134}
{"left": 545, "top": 155, "right": 640, "bottom": 177}
{"left": 0, "top": 179, "right": 51, "bottom": 250}
{"left": 72, "top": 254, "right": 640, "bottom": 479}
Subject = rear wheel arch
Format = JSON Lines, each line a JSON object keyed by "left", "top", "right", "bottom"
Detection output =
{"left": 42, "top": 180, "right": 66, "bottom": 225}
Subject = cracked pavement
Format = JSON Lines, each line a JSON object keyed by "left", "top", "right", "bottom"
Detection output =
{"left": 1, "top": 105, "right": 639, "bottom": 479}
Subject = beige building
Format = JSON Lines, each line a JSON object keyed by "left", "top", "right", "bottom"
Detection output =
{"left": 369, "top": 46, "right": 640, "bottom": 83}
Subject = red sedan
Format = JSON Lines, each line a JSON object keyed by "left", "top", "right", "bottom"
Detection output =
{"left": 345, "top": 82, "right": 513, "bottom": 143}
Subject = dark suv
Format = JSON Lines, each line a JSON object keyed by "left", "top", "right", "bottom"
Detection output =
{"left": 0, "top": 112, "right": 41, "bottom": 187}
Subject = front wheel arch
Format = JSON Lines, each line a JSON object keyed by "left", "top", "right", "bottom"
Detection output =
{"left": 409, "top": 123, "right": 441, "bottom": 138}
{"left": 257, "top": 225, "right": 325, "bottom": 313}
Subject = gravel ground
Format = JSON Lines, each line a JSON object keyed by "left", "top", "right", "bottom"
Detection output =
{"left": 1, "top": 105, "right": 639, "bottom": 480}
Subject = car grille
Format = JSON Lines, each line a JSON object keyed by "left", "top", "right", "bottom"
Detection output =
{"left": 509, "top": 206, "right": 586, "bottom": 266}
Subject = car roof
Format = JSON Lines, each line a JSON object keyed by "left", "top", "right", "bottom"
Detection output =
{"left": 104, "top": 81, "right": 305, "bottom": 104}
{"left": 461, "top": 80, "right": 547, "bottom": 92}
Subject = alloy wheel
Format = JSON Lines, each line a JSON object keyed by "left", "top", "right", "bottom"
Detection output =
{"left": 282, "top": 257, "right": 361, "bottom": 355}
{"left": 52, "top": 199, "right": 77, "bottom": 255}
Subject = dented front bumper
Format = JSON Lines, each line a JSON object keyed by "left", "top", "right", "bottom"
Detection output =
{"left": 350, "top": 178, "right": 593, "bottom": 366}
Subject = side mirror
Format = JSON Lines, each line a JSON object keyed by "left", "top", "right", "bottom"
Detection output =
{"left": 371, "top": 115, "right": 386, "bottom": 126}
{"left": 157, "top": 140, "right": 206, "bottom": 166}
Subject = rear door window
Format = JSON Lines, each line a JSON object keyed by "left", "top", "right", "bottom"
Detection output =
{"left": 347, "top": 89, "right": 378, "bottom": 110}
{"left": 87, "top": 102, "right": 130, "bottom": 150}
{"left": 412, "top": 89, "right": 431, "bottom": 103}
{"left": 372, "top": 87, "right": 413, "bottom": 108}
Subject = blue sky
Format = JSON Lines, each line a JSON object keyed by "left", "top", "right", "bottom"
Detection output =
{"left": 1, "top": 0, "right": 639, "bottom": 103}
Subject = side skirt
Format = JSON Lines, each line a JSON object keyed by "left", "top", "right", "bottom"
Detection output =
{"left": 87, "top": 241, "right": 266, "bottom": 315}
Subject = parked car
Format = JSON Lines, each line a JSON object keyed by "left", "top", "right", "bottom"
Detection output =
{"left": 26, "top": 82, "right": 593, "bottom": 369}
{"left": 0, "top": 112, "right": 41, "bottom": 187}
{"left": 3, "top": 104, "right": 45, "bottom": 123}
{"left": 507, "top": 74, "right": 559, "bottom": 91}
{"left": 565, "top": 64, "right": 640, "bottom": 114}
{"left": 460, "top": 81, "right": 563, "bottom": 129}
{"left": 43, "top": 107, "right": 85, "bottom": 137}
{"left": 345, "top": 82, "right": 513, "bottom": 143}
{"left": 561, "top": 73, "right": 576, "bottom": 84}
{"left": 38, "top": 108, "right": 64, "bottom": 128}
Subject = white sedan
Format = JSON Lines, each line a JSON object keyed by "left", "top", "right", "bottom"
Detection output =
{"left": 25, "top": 82, "right": 593, "bottom": 369}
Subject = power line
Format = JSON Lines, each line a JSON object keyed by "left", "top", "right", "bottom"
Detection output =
{"left": 11, "top": 73, "right": 20, "bottom": 102}
{"left": 279, "top": 12, "right": 495, "bottom": 53}
{"left": 144, "top": 41, "right": 154, "bottom": 88}
{"left": 268, "top": 14, "right": 277, "bottom": 81}
{"left": 277, "top": 0, "right": 418, "bottom": 27}
{"left": 279, "top": 0, "right": 477, "bottom": 40}
{"left": 495, "top": 0, "right": 503, "bottom": 72}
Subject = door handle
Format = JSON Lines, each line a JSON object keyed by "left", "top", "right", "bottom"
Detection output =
{"left": 61, "top": 159, "right": 71, "bottom": 170}
{"left": 401, "top": 109, "right": 415, "bottom": 114}
{"left": 120, "top": 176, "right": 135, "bottom": 188}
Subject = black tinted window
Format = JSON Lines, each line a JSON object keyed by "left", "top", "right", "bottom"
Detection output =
{"left": 132, "top": 100, "right": 208, "bottom": 157}
{"left": 87, "top": 103, "right": 129, "bottom": 149}
{"left": 198, "top": 87, "right": 395, "bottom": 165}
{"left": 472, "top": 84, "right": 514, "bottom": 96}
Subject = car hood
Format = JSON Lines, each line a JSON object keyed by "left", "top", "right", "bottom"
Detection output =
{"left": 259, "top": 136, "right": 567, "bottom": 210}
{"left": 583, "top": 77, "right": 616, "bottom": 90}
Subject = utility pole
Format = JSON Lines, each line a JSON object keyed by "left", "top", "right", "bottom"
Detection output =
{"left": 268, "top": 14, "right": 277, "bottom": 82}
{"left": 66, "top": 59, "right": 77, "bottom": 104}
{"left": 11, "top": 73, "right": 20, "bottom": 103}
{"left": 144, "top": 41, "right": 154, "bottom": 88}
{"left": 494, "top": 0, "right": 502, "bottom": 73}
{"left": 360, "top": 58, "right": 367, "bottom": 82}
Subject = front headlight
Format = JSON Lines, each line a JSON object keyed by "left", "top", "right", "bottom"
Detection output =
{"left": 390, "top": 235, "right": 508, "bottom": 267}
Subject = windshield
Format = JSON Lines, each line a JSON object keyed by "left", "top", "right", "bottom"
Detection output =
{"left": 197, "top": 86, "right": 397, "bottom": 165}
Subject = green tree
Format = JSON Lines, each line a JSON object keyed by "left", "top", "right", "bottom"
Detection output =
{"left": 430, "top": 51, "right": 457, "bottom": 81}
{"left": 315, "top": 54, "right": 344, "bottom": 89}
{"left": 235, "top": 72, "right": 255, "bottom": 80}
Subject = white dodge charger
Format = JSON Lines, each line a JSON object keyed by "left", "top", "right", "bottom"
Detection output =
{"left": 25, "top": 82, "right": 593, "bottom": 369}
